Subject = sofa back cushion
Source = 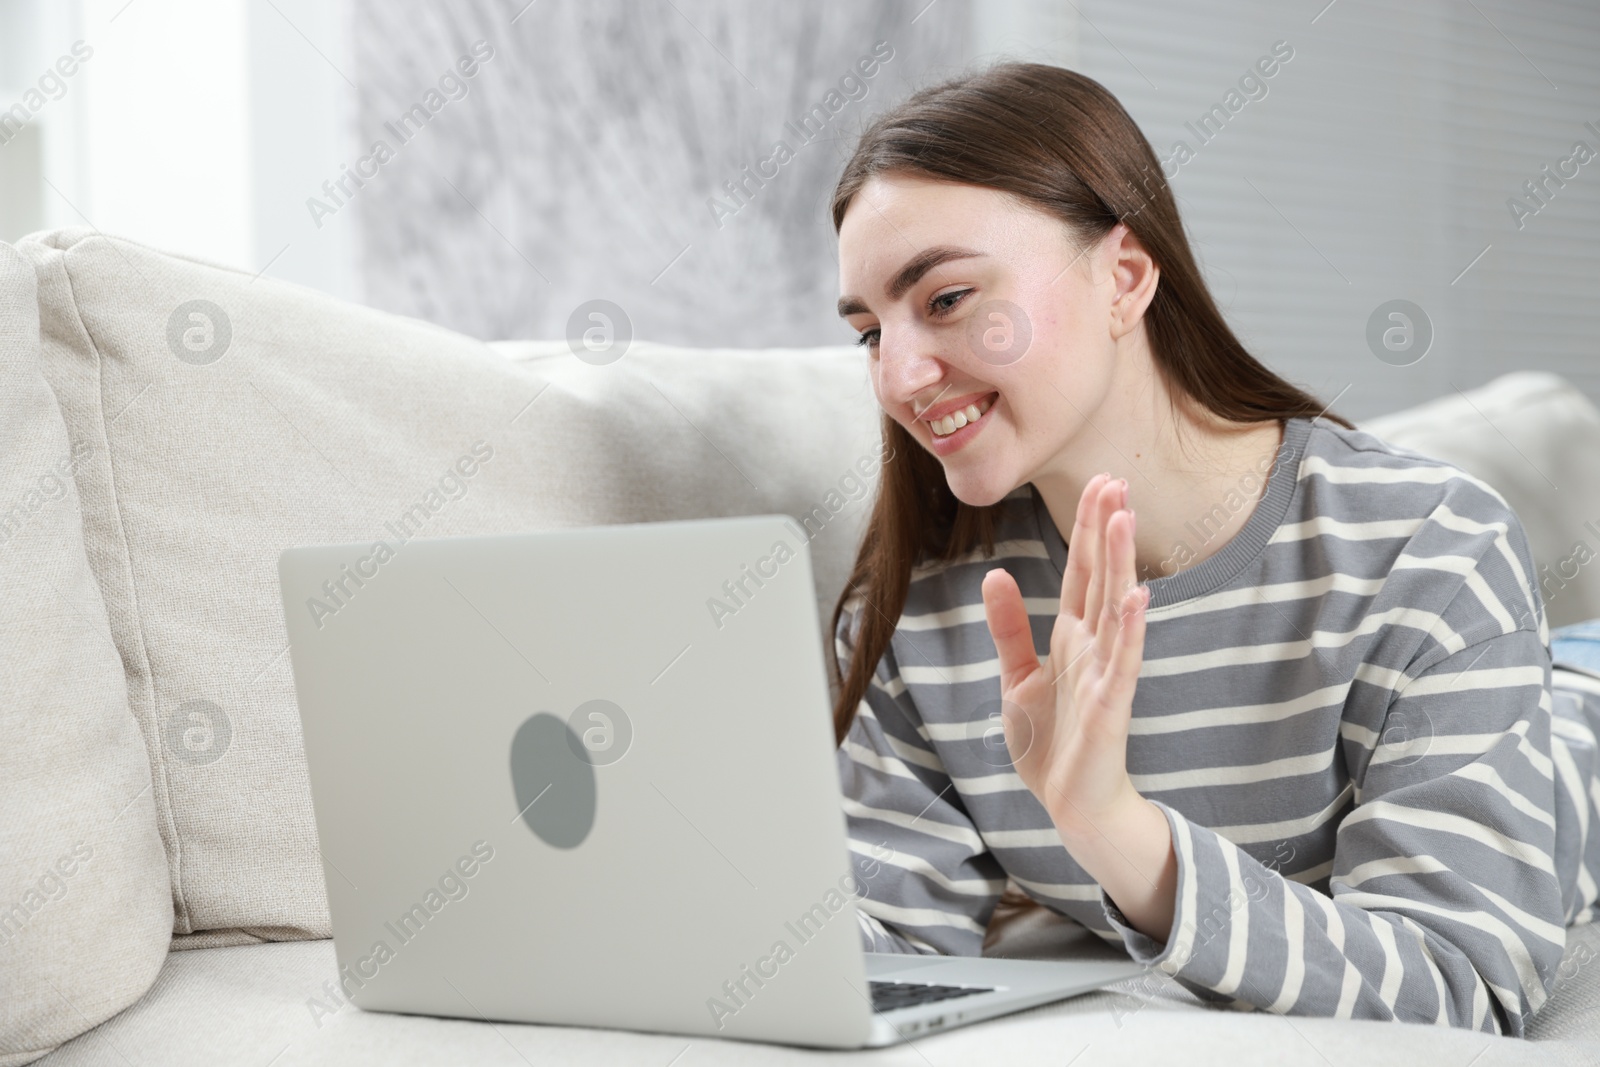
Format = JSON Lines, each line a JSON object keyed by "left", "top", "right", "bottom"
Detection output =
{"left": 1358, "top": 371, "right": 1600, "bottom": 629}
{"left": 19, "top": 229, "right": 881, "bottom": 941}
{"left": 0, "top": 240, "right": 171, "bottom": 1061}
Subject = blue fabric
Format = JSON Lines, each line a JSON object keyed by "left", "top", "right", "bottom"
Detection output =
{"left": 1551, "top": 619, "right": 1600, "bottom": 673}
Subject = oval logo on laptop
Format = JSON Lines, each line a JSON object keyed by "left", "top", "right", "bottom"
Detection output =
{"left": 509, "top": 712, "right": 596, "bottom": 848}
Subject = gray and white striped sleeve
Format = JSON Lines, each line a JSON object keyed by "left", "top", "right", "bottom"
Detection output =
{"left": 1104, "top": 588, "right": 1567, "bottom": 1033}
{"left": 834, "top": 598, "right": 1010, "bottom": 955}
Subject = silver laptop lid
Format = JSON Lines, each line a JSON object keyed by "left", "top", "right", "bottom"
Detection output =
{"left": 279, "top": 515, "right": 873, "bottom": 1047}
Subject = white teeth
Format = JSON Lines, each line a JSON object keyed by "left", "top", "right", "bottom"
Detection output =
{"left": 930, "top": 396, "right": 994, "bottom": 437}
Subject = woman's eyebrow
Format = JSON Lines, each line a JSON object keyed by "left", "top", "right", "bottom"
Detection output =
{"left": 837, "top": 246, "right": 986, "bottom": 318}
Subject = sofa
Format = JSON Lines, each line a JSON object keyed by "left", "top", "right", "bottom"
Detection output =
{"left": 3, "top": 227, "right": 1598, "bottom": 1066}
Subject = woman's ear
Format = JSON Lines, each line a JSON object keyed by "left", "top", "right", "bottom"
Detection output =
{"left": 1108, "top": 225, "right": 1159, "bottom": 341}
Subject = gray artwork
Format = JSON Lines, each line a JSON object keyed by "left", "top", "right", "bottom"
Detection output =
{"left": 347, "top": 0, "right": 1026, "bottom": 348}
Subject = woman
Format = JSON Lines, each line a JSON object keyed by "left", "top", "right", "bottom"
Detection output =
{"left": 827, "top": 61, "right": 1600, "bottom": 1035}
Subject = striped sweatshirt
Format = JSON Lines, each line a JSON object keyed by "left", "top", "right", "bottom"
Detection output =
{"left": 835, "top": 414, "right": 1600, "bottom": 1035}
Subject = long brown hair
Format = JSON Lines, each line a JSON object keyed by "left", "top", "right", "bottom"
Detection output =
{"left": 826, "top": 61, "right": 1354, "bottom": 744}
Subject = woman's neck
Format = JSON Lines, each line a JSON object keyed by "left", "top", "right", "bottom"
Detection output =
{"left": 1028, "top": 347, "right": 1289, "bottom": 585}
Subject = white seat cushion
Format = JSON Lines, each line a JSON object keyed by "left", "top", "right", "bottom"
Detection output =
{"left": 34, "top": 937, "right": 1584, "bottom": 1066}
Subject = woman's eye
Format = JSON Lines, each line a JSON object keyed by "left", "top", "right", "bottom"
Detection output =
{"left": 929, "top": 289, "right": 971, "bottom": 315}
{"left": 852, "top": 292, "right": 967, "bottom": 352}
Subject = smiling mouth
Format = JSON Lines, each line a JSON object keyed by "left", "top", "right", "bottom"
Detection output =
{"left": 928, "top": 394, "right": 996, "bottom": 437}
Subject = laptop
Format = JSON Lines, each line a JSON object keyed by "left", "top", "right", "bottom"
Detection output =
{"left": 278, "top": 513, "right": 1144, "bottom": 1048}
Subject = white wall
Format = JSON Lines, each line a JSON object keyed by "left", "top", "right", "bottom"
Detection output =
{"left": 0, "top": 0, "right": 356, "bottom": 300}
{"left": 79, "top": 0, "right": 253, "bottom": 267}
{"left": 245, "top": 0, "right": 359, "bottom": 303}
{"left": 0, "top": 0, "right": 90, "bottom": 239}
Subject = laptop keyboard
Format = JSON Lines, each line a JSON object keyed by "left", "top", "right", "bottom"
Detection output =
{"left": 870, "top": 980, "right": 994, "bottom": 1013}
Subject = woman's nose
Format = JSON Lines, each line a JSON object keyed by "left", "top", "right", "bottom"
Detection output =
{"left": 875, "top": 333, "right": 946, "bottom": 412}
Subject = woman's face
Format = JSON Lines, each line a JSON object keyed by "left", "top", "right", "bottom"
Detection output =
{"left": 837, "top": 171, "right": 1149, "bottom": 508}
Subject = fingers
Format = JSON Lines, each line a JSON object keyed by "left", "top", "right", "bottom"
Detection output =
{"left": 1105, "top": 546, "right": 1148, "bottom": 706}
{"left": 1094, "top": 507, "right": 1143, "bottom": 665}
{"left": 983, "top": 567, "right": 1041, "bottom": 692}
{"left": 1060, "top": 473, "right": 1109, "bottom": 620}
{"left": 1081, "top": 476, "right": 1124, "bottom": 632}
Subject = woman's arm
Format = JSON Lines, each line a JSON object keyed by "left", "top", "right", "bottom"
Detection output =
{"left": 1110, "top": 628, "right": 1565, "bottom": 1033}
{"left": 983, "top": 471, "right": 1567, "bottom": 1033}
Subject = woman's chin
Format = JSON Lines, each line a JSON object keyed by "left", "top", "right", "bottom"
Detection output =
{"left": 943, "top": 467, "right": 1017, "bottom": 509}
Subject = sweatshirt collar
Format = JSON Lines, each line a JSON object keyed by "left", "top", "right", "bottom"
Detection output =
{"left": 1027, "top": 417, "right": 1312, "bottom": 612}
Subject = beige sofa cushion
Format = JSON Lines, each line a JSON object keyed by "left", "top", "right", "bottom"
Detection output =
{"left": 0, "top": 242, "right": 171, "bottom": 1065}
{"left": 1358, "top": 371, "right": 1600, "bottom": 628}
{"left": 17, "top": 228, "right": 880, "bottom": 942}
{"left": 31, "top": 939, "right": 1575, "bottom": 1067}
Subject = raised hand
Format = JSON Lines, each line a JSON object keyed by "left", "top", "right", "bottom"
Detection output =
{"left": 980, "top": 472, "right": 1149, "bottom": 836}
